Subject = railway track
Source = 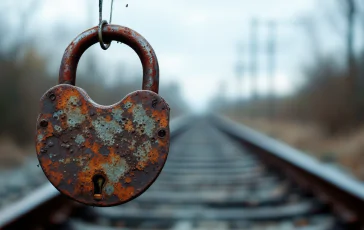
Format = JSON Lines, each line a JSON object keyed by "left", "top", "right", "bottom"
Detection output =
{"left": 1, "top": 115, "right": 364, "bottom": 229}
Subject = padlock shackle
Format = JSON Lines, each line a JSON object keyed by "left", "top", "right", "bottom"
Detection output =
{"left": 59, "top": 25, "right": 159, "bottom": 93}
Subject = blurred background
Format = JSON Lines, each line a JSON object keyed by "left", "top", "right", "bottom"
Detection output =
{"left": 1, "top": 0, "right": 364, "bottom": 179}
{"left": 1, "top": 0, "right": 364, "bottom": 228}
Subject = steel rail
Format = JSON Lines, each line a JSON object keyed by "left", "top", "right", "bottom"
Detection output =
{"left": 211, "top": 115, "right": 364, "bottom": 227}
{"left": 0, "top": 115, "right": 192, "bottom": 230}
{"left": 4, "top": 114, "right": 364, "bottom": 229}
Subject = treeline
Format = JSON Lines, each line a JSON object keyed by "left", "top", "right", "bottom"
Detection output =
{"left": 213, "top": 0, "right": 364, "bottom": 136}
{"left": 0, "top": 47, "right": 187, "bottom": 146}
{"left": 0, "top": 0, "right": 189, "bottom": 147}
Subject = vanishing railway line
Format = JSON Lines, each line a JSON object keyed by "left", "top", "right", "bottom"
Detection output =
{"left": 0, "top": 116, "right": 364, "bottom": 229}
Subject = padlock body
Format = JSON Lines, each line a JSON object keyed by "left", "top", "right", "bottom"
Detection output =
{"left": 35, "top": 84, "right": 170, "bottom": 206}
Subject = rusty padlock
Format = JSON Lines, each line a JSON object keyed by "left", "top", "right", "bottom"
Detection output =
{"left": 35, "top": 25, "right": 170, "bottom": 207}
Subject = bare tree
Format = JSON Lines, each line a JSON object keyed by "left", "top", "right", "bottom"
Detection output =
{"left": 324, "top": 0, "right": 357, "bottom": 85}
{"left": 321, "top": 0, "right": 357, "bottom": 78}
{"left": 341, "top": 0, "right": 356, "bottom": 83}
{"left": 12, "top": 0, "right": 43, "bottom": 57}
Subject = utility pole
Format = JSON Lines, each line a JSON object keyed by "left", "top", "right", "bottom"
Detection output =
{"left": 235, "top": 18, "right": 303, "bottom": 119}
{"left": 267, "top": 20, "right": 277, "bottom": 120}
{"left": 235, "top": 42, "right": 244, "bottom": 100}
{"left": 235, "top": 61, "right": 244, "bottom": 116}
{"left": 249, "top": 19, "right": 259, "bottom": 101}
{"left": 235, "top": 62, "right": 244, "bottom": 99}
{"left": 217, "top": 80, "right": 228, "bottom": 113}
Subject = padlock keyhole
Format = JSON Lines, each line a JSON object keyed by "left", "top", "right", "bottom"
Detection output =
{"left": 92, "top": 174, "right": 105, "bottom": 201}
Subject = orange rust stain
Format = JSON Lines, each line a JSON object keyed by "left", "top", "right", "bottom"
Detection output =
{"left": 80, "top": 99, "right": 89, "bottom": 115}
{"left": 105, "top": 115, "right": 112, "bottom": 121}
{"left": 124, "top": 177, "right": 132, "bottom": 183}
{"left": 59, "top": 118, "right": 68, "bottom": 130}
{"left": 45, "top": 123, "right": 54, "bottom": 138}
{"left": 136, "top": 161, "right": 147, "bottom": 171}
{"left": 152, "top": 110, "right": 168, "bottom": 127}
{"left": 159, "top": 117, "right": 168, "bottom": 127}
{"left": 114, "top": 184, "right": 135, "bottom": 201}
{"left": 37, "top": 87, "right": 170, "bottom": 205}
{"left": 41, "top": 158, "right": 52, "bottom": 170}
{"left": 108, "top": 147, "right": 116, "bottom": 156}
{"left": 94, "top": 108, "right": 102, "bottom": 115}
{"left": 91, "top": 142, "right": 101, "bottom": 153}
{"left": 148, "top": 149, "right": 159, "bottom": 164}
{"left": 155, "top": 134, "right": 168, "bottom": 148}
{"left": 42, "top": 113, "right": 53, "bottom": 120}
{"left": 127, "top": 104, "right": 136, "bottom": 114}
{"left": 43, "top": 160, "right": 63, "bottom": 186}
{"left": 36, "top": 143, "right": 42, "bottom": 153}
{"left": 84, "top": 139, "right": 92, "bottom": 149}
{"left": 124, "top": 96, "right": 133, "bottom": 104}
{"left": 54, "top": 89, "right": 89, "bottom": 116}
{"left": 72, "top": 150, "right": 138, "bottom": 202}
{"left": 73, "top": 149, "right": 123, "bottom": 195}
{"left": 76, "top": 171, "right": 93, "bottom": 196}
{"left": 55, "top": 88, "right": 78, "bottom": 110}
{"left": 74, "top": 153, "right": 108, "bottom": 196}
{"left": 124, "top": 120, "right": 134, "bottom": 132}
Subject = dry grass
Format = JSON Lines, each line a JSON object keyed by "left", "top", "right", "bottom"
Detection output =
{"left": 229, "top": 115, "right": 364, "bottom": 180}
{"left": 0, "top": 137, "right": 30, "bottom": 169}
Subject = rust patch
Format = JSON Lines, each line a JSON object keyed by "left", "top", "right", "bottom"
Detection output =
{"left": 35, "top": 85, "right": 170, "bottom": 207}
{"left": 58, "top": 25, "right": 159, "bottom": 94}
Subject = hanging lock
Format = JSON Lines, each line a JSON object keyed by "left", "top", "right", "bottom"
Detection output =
{"left": 35, "top": 25, "right": 170, "bottom": 207}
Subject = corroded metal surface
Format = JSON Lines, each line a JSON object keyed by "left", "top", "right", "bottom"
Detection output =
{"left": 35, "top": 85, "right": 170, "bottom": 206}
{"left": 58, "top": 24, "right": 159, "bottom": 93}
{"left": 35, "top": 24, "right": 168, "bottom": 207}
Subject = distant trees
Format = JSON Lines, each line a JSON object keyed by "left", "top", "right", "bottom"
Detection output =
{"left": 0, "top": 46, "right": 187, "bottom": 146}
{"left": 214, "top": 0, "right": 364, "bottom": 135}
{"left": 0, "top": 0, "right": 188, "bottom": 147}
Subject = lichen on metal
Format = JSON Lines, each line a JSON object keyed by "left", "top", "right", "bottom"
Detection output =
{"left": 132, "top": 104, "right": 156, "bottom": 138}
{"left": 54, "top": 125, "right": 63, "bottom": 132}
{"left": 75, "top": 135, "right": 85, "bottom": 145}
{"left": 36, "top": 23, "right": 169, "bottom": 207}
{"left": 92, "top": 117, "right": 122, "bottom": 146}
{"left": 101, "top": 156, "right": 129, "bottom": 183}
{"left": 36, "top": 85, "right": 170, "bottom": 206}
{"left": 135, "top": 141, "right": 152, "bottom": 164}
{"left": 111, "top": 108, "right": 124, "bottom": 122}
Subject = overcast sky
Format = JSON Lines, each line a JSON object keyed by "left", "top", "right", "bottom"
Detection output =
{"left": 3, "top": 0, "right": 331, "bottom": 111}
